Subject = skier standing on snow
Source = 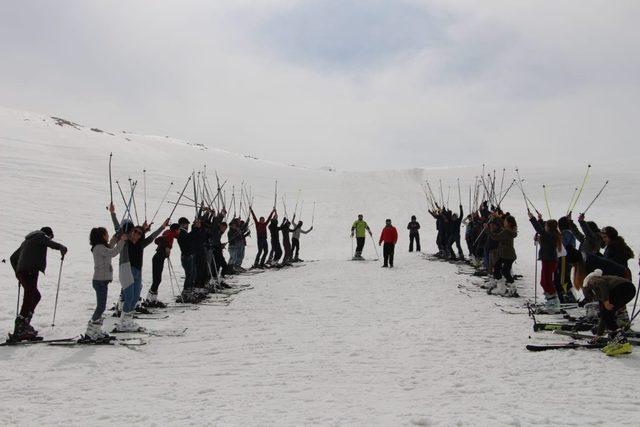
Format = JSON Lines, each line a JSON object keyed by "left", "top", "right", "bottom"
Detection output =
{"left": 379, "top": 219, "right": 398, "bottom": 268}
{"left": 9, "top": 227, "right": 67, "bottom": 341}
{"left": 267, "top": 213, "right": 283, "bottom": 265}
{"left": 581, "top": 269, "right": 637, "bottom": 356}
{"left": 407, "top": 215, "right": 421, "bottom": 252}
{"left": 86, "top": 227, "right": 126, "bottom": 340}
{"left": 250, "top": 207, "right": 275, "bottom": 268}
{"left": 280, "top": 216, "right": 293, "bottom": 265}
{"left": 176, "top": 217, "right": 200, "bottom": 303}
{"left": 290, "top": 218, "right": 313, "bottom": 262}
{"left": 110, "top": 203, "right": 168, "bottom": 331}
{"left": 445, "top": 205, "right": 465, "bottom": 261}
{"left": 145, "top": 223, "right": 181, "bottom": 308}
{"left": 486, "top": 214, "right": 518, "bottom": 297}
{"left": 528, "top": 211, "right": 562, "bottom": 311}
{"left": 351, "top": 214, "right": 371, "bottom": 260}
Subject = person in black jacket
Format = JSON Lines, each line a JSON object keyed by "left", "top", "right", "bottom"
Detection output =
{"left": 529, "top": 211, "right": 562, "bottom": 310}
{"left": 601, "top": 226, "right": 634, "bottom": 269}
{"left": 176, "top": 217, "right": 200, "bottom": 303}
{"left": 267, "top": 214, "right": 283, "bottom": 265}
{"left": 445, "top": 205, "right": 465, "bottom": 261}
{"left": 407, "top": 215, "right": 421, "bottom": 252}
{"left": 9, "top": 227, "right": 67, "bottom": 341}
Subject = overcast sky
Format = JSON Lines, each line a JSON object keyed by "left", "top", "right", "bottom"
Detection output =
{"left": 2, "top": 0, "right": 639, "bottom": 170}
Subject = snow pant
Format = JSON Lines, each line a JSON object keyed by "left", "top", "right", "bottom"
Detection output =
{"left": 194, "top": 252, "right": 210, "bottom": 288}
{"left": 181, "top": 254, "right": 195, "bottom": 290}
{"left": 255, "top": 238, "right": 269, "bottom": 266}
{"left": 269, "top": 238, "right": 282, "bottom": 263}
{"left": 446, "top": 234, "right": 463, "bottom": 259}
{"left": 238, "top": 245, "right": 246, "bottom": 265}
{"left": 122, "top": 267, "right": 142, "bottom": 312}
{"left": 16, "top": 270, "right": 40, "bottom": 318}
{"left": 436, "top": 230, "right": 444, "bottom": 252}
{"left": 228, "top": 245, "right": 240, "bottom": 265}
{"left": 493, "top": 259, "right": 515, "bottom": 283}
{"left": 383, "top": 243, "right": 395, "bottom": 267}
{"left": 212, "top": 247, "right": 228, "bottom": 277}
{"left": 540, "top": 260, "right": 558, "bottom": 295}
{"left": 409, "top": 232, "right": 420, "bottom": 252}
{"left": 553, "top": 256, "right": 575, "bottom": 302}
{"left": 355, "top": 237, "right": 365, "bottom": 255}
{"left": 150, "top": 252, "right": 166, "bottom": 294}
{"left": 601, "top": 281, "right": 636, "bottom": 331}
{"left": 91, "top": 280, "right": 109, "bottom": 321}
{"left": 292, "top": 238, "right": 300, "bottom": 259}
{"left": 282, "top": 238, "right": 292, "bottom": 262}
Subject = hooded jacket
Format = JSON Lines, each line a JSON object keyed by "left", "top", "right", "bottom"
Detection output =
{"left": 11, "top": 230, "right": 66, "bottom": 274}
{"left": 487, "top": 228, "right": 518, "bottom": 261}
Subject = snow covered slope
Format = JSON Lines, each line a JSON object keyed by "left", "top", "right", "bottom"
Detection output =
{"left": 1, "top": 107, "right": 639, "bottom": 425}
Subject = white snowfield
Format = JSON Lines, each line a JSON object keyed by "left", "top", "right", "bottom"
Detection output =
{"left": 0, "top": 106, "right": 639, "bottom": 426}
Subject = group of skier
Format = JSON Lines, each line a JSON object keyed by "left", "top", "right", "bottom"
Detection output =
{"left": 6, "top": 196, "right": 314, "bottom": 343}
{"left": 426, "top": 196, "right": 638, "bottom": 356}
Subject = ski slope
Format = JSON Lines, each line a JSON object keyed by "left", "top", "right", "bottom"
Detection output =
{"left": 1, "top": 107, "right": 639, "bottom": 425}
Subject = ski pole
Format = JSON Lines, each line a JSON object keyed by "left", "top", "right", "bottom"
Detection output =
{"left": 143, "top": 169, "right": 148, "bottom": 222}
{"left": 457, "top": 178, "right": 461, "bottom": 206}
{"left": 534, "top": 241, "right": 539, "bottom": 306}
{"left": 569, "top": 164, "right": 591, "bottom": 212}
{"left": 108, "top": 152, "right": 113, "bottom": 205}
{"left": 168, "top": 176, "right": 193, "bottom": 219}
{"left": 542, "top": 185, "right": 552, "bottom": 218}
{"left": 370, "top": 231, "right": 380, "bottom": 260}
{"left": 16, "top": 282, "right": 21, "bottom": 317}
{"left": 311, "top": 202, "right": 316, "bottom": 227}
{"left": 50, "top": 256, "right": 65, "bottom": 329}
{"left": 150, "top": 182, "right": 174, "bottom": 224}
{"left": 581, "top": 180, "right": 609, "bottom": 215}
{"left": 439, "top": 179, "right": 444, "bottom": 207}
{"left": 629, "top": 274, "right": 640, "bottom": 326}
{"left": 566, "top": 187, "right": 578, "bottom": 215}
{"left": 166, "top": 258, "right": 177, "bottom": 299}
{"left": 129, "top": 178, "right": 140, "bottom": 224}
{"left": 274, "top": 180, "right": 278, "bottom": 209}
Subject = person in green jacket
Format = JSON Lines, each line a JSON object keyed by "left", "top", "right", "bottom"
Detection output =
{"left": 351, "top": 214, "right": 371, "bottom": 260}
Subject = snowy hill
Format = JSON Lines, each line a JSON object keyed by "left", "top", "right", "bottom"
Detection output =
{"left": 1, "top": 106, "right": 639, "bottom": 425}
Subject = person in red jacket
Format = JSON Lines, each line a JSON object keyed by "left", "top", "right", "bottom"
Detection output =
{"left": 379, "top": 219, "right": 399, "bottom": 268}
{"left": 145, "top": 223, "right": 181, "bottom": 308}
{"left": 251, "top": 207, "right": 276, "bottom": 268}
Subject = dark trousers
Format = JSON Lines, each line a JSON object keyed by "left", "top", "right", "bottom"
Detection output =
{"left": 283, "top": 238, "right": 292, "bottom": 262}
{"left": 446, "top": 234, "right": 464, "bottom": 258}
{"left": 292, "top": 238, "right": 300, "bottom": 259}
{"left": 268, "top": 239, "right": 282, "bottom": 262}
{"left": 601, "top": 281, "right": 636, "bottom": 330}
{"left": 16, "top": 271, "right": 40, "bottom": 318}
{"left": 409, "top": 233, "right": 420, "bottom": 252}
{"left": 255, "top": 238, "right": 269, "bottom": 266}
{"left": 194, "top": 252, "right": 210, "bottom": 288}
{"left": 91, "top": 280, "right": 109, "bottom": 321}
{"left": 493, "top": 258, "right": 514, "bottom": 283}
{"left": 212, "top": 247, "right": 228, "bottom": 278}
{"left": 150, "top": 252, "right": 166, "bottom": 293}
{"left": 383, "top": 243, "right": 395, "bottom": 267}
{"left": 554, "top": 256, "right": 575, "bottom": 302}
{"left": 181, "top": 255, "right": 195, "bottom": 291}
{"left": 355, "top": 237, "right": 365, "bottom": 254}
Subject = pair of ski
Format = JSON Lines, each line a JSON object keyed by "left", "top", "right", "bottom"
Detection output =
{"left": 110, "top": 327, "right": 188, "bottom": 337}
{"left": 526, "top": 330, "right": 639, "bottom": 352}
{"left": 2, "top": 336, "right": 145, "bottom": 347}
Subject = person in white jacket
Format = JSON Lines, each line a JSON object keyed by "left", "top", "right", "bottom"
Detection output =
{"left": 86, "top": 227, "right": 126, "bottom": 340}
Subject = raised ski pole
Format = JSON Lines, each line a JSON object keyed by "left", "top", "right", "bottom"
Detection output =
{"left": 566, "top": 187, "right": 578, "bottom": 215}
{"left": 570, "top": 164, "right": 591, "bottom": 212}
{"left": 150, "top": 181, "right": 174, "bottom": 225}
{"left": 581, "top": 180, "right": 609, "bottom": 215}
{"left": 497, "top": 179, "right": 516, "bottom": 208}
{"left": 120, "top": 181, "right": 137, "bottom": 223}
{"left": 499, "top": 168, "right": 505, "bottom": 202}
{"left": 50, "top": 256, "right": 65, "bottom": 329}
{"left": 192, "top": 171, "right": 198, "bottom": 217}
{"left": 169, "top": 176, "right": 193, "bottom": 219}
{"left": 542, "top": 184, "right": 552, "bottom": 218}
{"left": 447, "top": 186, "right": 451, "bottom": 207}
{"left": 457, "top": 178, "right": 462, "bottom": 206}
{"left": 311, "top": 202, "right": 316, "bottom": 227}
{"left": 293, "top": 189, "right": 301, "bottom": 217}
{"left": 439, "top": 179, "right": 444, "bottom": 207}
{"left": 274, "top": 180, "right": 278, "bottom": 209}
{"left": 282, "top": 195, "right": 289, "bottom": 218}
{"left": 129, "top": 178, "right": 140, "bottom": 224}
{"left": 115, "top": 180, "right": 128, "bottom": 212}
{"left": 143, "top": 169, "right": 148, "bottom": 222}
{"left": 108, "top": 153, "right": 113, "bottom": 205}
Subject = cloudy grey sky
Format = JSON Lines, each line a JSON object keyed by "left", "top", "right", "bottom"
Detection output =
{"left": 1, "top": 0, "right": 639, "bottom": 170}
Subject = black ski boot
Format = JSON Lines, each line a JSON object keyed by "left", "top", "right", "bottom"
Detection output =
{"left": 7, "top": 316, "right": 41, "bottom": 343}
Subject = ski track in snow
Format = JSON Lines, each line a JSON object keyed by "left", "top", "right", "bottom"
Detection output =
{"left": 1, "top": 107, "right": 640, "bottom": 425}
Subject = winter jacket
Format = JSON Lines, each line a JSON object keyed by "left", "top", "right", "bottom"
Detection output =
{"left": 155, "top": 229, "right": 179, "bottom": 254}
{"left": 487, "top": 228, "right": 518, "bottom": 261}
{"left": 111, "top": 212, "right": 163, "bottom": 288}
{"left": 177, "top": 226, "right": 194, "bottom": 256}
{"left": 530, "top": 217, "right": 559, "bottom": 262}
{"left": 92, "top": 237, "right": 125, "bottom": 281}
{"left": 379, "top": 226, "right": 398, "bottom": 245}
{"left": 561, "top": 229, "right": 576, "bottom": 250}
{"left": 351, "top": 220, "right": 369, "bottom": 238}
{"left": 291, "top": 224, "right": 312, "bottom": 240}
{"left": 251, "top": 210, "right": 275, "bottom": 240}
{"left": 583, "top": 275, "right": 629, "bottom": 304}
{"left": 280, "top": 219, "right": 292, "bottom": 245}
{"left": 407, "top": 221, "right": 421, "bottom": 235}
{"left": 603, "top": 239, "right": 634, "bottom": 268}
{"left": 10, "top": 230, "right": 66, "bottom": 274}
{"left": 583, "top": 252, "right": 628, "bottom": 278}
{"left": 578, "top": 219, "right": 603, "bottom": 255}
{"left": 268, "top": 219, "right": 280, "bottom": 241}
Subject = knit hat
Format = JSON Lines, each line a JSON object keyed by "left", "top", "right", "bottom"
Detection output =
{"left": 40, "top": 227, "right": 54, "bottom": 238}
